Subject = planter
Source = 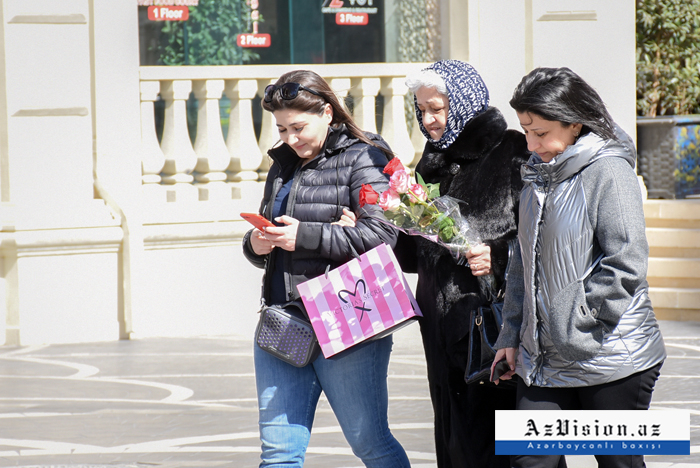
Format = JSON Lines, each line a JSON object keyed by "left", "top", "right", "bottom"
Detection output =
{"left": 637, "top": 115, "right": 700, "bottom": 199}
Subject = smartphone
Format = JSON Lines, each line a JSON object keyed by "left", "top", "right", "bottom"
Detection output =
{"left": 491, "top": 359, "right": 511, "bottom": 382}
{"left": 240, "top": 212, "right": 275, "bottom": 230}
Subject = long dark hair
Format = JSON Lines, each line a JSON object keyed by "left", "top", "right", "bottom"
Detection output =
{"left": 261, "top": 70, "right": 393, "bottom": 159}
{"left": 509, "top": 67, "right": 616, "bottom": 141}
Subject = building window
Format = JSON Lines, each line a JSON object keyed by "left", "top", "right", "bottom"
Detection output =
{"left": 138, "top": 0, "right": 438, "bottom": 66}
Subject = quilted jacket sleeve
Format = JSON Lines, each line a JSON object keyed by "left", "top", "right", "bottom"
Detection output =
{"left": 242, "top": 229, "right": 266, "bottom": 269}
{"left": 296, "top": 144, "right": 398, "bottom": 262}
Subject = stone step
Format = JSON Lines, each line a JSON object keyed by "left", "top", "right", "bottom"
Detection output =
{"left": 649, "top": 287, "right": 700, "bottom": 309}
{"left": 646, "top": 227, "right": 700, "bottom": 257}
{"left": 649, "top": 287, "right": 700, "bottom": 321}
{"left": 648, "top": 257, "right": 700, "bottom": 278}
{"left": 644, "top": 199, "right": 700, "bottom": 228}
{"left": 647, "top": 257, "right": 700, "bottom": 290}
{"left": 643, "top": 200, "right": 700, "bottom": 321}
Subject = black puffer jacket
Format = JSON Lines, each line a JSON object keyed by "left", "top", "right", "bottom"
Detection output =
{"left": 243, "top": 124, "right": 398, "bottom": 305}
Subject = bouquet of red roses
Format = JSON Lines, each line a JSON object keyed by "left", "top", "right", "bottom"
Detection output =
{"left": 360, "top": 158, "right": 479, "bottom": 255}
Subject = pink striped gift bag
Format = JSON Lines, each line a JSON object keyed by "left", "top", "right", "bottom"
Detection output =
{"left": 296, "top": 243, "right": 422, "bottom": 358}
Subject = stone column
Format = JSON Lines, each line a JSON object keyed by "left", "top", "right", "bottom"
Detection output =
{"left": 380, "top": 77, "right": 414, "bottom": 166}
{"left": 349, "top": 77, "right": 380, "bottom": 134}
{"left": 160, "top": 79, "right": 198, "bottom": 202}
{"left": 192, "top": 79, "right": 230, "bottom": 201}
{"left": 257, "top": 78, "right": 277, "bottom": 181}
{"left": 140, "top": 80, "right": 166, "bottom": 202}
{"left": 225, "top": 79, "right": 263, "bottom": 200}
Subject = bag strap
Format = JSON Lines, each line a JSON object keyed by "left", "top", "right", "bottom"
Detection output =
{"left": 499, "top": 238, "right": 517, "bottom": 299}
{"left": 479, "top": 237, "right": 517, "bottom": 303}
{"left": 285, "top": 299, "right": 311, "bottom": 321}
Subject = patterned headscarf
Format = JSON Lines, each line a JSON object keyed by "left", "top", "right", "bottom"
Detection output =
{"left": 414, "top": 60, "right": 490, "bottom": 150}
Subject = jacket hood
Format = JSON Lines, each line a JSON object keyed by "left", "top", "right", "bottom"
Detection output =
{"left": 521, "top": 124, "right": 636, "bottom": 187}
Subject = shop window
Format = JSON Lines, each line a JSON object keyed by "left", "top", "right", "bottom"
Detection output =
{"left": 138, "top": 0, "right": 395, "bottom": 66}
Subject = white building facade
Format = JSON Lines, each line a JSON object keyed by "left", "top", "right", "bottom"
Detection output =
{"left": 0, "top": 0, "right": 635, "bottom": 345}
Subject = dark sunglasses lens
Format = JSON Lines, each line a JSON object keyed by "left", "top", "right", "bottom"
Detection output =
{"left": 264, "top": 84, "right": 276, "bottom": 102}
{"left": 264, "top": 83, "right": 314, "bottom": 102}
{"left": 279, "top": 83, "right": 302, "bottom": 100}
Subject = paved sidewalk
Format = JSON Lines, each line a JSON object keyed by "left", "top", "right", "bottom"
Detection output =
{"left": 0, "top": 320, "right": 698, "bottom": 468}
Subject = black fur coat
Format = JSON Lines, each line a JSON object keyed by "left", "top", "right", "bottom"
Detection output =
{"left": 395, "top": 106, "right": 529, "bottom": 364}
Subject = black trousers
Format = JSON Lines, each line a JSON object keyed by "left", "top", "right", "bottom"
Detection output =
{"left": 512, "top": 362, "right": 663, "bottom": 468}
{"left": 421, "top": 324, "right": 517, "bottom": 468}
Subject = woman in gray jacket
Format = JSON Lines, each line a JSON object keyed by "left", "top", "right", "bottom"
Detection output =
{"left": 491, "top": 67, "right": 666, "bottom": 468}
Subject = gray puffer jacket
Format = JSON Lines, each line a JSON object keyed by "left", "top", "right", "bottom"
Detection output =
{"left": 495, "top": 125, "right": 666, "bottom": 387}
{"left": 242, "top": 124, "right": 398, "bottom": 305}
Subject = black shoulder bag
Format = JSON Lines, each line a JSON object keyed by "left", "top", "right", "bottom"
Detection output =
{"left": 465, "top": 239, "right": 517, "bottom": 386}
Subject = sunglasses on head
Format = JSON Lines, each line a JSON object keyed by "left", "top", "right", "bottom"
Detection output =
{"left": 264, "top": 82, "right": 323, "bottom": 103}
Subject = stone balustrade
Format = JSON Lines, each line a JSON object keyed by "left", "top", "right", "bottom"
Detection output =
{"left": 139, "top": 63, "right": 431, "bottom": 203}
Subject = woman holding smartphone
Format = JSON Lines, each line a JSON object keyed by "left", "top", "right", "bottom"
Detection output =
{"left": 241, "top": 70, "right": 409, "bottom": 468}
{"left": 492, "top": 67, "right": 666, "bottom": 468}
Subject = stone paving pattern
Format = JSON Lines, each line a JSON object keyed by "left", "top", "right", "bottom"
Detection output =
{"left": 0, "top": 320, "right": 698, "bottom": 468}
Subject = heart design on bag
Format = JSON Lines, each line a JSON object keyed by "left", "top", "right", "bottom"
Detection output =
{"left": 338, "top": 279, "right": 372, "bottom": 323}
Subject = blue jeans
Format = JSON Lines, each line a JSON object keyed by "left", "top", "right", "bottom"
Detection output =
{"left": 254, "top": 335, "right": 410, "bottom": 468}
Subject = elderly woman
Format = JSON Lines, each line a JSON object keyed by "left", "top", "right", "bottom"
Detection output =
{"left": 492, "top": 67, "right": 666, "bottom": 468}
{"left": 393, "top": 60, "right": 530, "bottom": 468}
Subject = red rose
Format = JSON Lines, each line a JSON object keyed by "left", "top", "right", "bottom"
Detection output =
{"left": 359, "top": 184, "right": 380, "bottom": 207}
{"left": 383, "top": 158, "right": 405, "bottom": 176}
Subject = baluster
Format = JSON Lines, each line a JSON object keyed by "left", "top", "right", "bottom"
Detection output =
{"left": 380, "top": 77, "right": 415, "bottom": 166}
{"left": 192, "top": 79, "right": 230, "bottom": 201}
{"left": 257, "top": 78, "right": 277, "bottom": 181}
{"left": 410, "top": 107, "right": 427, "bottom": 167}
{"left": 349, "top": 77, "right": 380, "bottom": 134}
{"left": 225, "top": 79, "right": 263, "bottom": 200}
{"left": 329, "top": 77, "right": 351, "bottom": 114}
{"left": 160, "top": 79, "right": 198, "bottom": 202}
{"left": 140, "top": 80, "right": 165, "bottom": 202}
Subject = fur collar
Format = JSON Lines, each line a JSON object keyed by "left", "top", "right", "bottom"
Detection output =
{"left": 423, "top": 107, "right": 508, "bottom": 164}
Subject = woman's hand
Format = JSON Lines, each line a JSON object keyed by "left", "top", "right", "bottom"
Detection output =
{"left": 465, "top": 243, "right": 492, "bottom": 276}
{"left": 491, "top": 347, "right": 517, "bottom": 385}
{"left": 332, "top": 208, "right": 357, "bottom": 227}
{"left": 263, "top": 215, "right": 300, "bottom": 252}
{"left": 250, "top": 228, "right": 275, "bottom": 255}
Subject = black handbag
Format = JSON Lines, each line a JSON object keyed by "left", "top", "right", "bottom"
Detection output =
{"left": 465, "top": 302, "right": 511, "bottom": 385}
{"left": 465, "top": 240, "right": 517, "bottom": 386}
{"left": 255, "top": 300, "right": 321, "bottom": 367}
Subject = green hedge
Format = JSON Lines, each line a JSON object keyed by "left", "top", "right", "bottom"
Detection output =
{"left": 156, "top": 0, "right": 258, "bottom": 65}
{"left": 636, "top": 0, "right": 700, "bottom": 116}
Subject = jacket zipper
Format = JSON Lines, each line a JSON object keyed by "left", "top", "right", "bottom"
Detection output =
{"left": 281, "top": 164, "right": 305, "bottom": 302}
{"left": 262, "top": 174, "right": 284, "bottom": 305}
{"left": 531, "top": 165, "right": 550, "bottom": 383}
